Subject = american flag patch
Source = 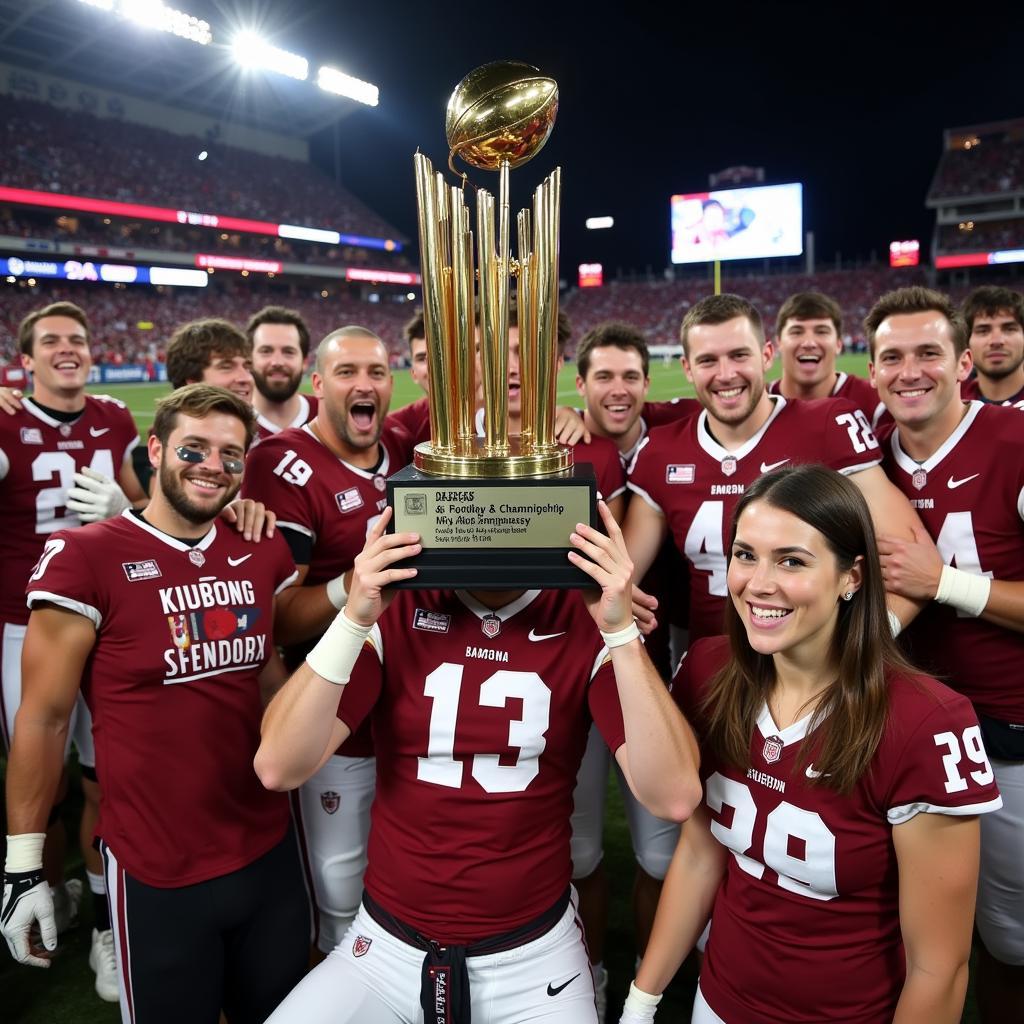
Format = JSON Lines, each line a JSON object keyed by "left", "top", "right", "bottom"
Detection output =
{"left": 123, "top": 559, "right": 161, "bottom": 581}
{"left": 413, "top": 609, "right": 451, "bottom": 633}
{"left": 335, "top": 487, "right": 365, "bottom": 513}
{"left": 666, "top": 464, "right": 695, "bottom": 484}
{"left": 20, "top": 427, "right": 43, "bottom": 445}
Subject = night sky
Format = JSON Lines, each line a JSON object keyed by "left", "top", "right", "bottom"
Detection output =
{"left": 241, "top": 1, "right": 1021, "bottom": 275}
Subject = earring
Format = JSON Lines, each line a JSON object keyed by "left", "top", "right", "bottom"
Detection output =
{"left": 842, "top": 591, "right": 854, "bottom": 601}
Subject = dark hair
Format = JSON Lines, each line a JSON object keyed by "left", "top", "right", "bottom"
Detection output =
{"left": 166, "top": 318, "right": 251, "bottom": 390}
{"left": 245, "top": 306, "right": 311, "bottom": 358}
{"left": 576, "top": 321, "right": 650, "bottom": 378}
{"left": 19, "top": 301, "right": 90, "bottom": 356}
{"left": 680, "top": 293, "right": 764, "bottom": 356}
{"left": 403, "top": 309, "right": 425, "bottom": 348}
{"left": 474, "top": 301, "right": 572, "bottom": 359}
{"left": 702, "top": 465, "right": 914, "bottom": 794}
{"left": 961, "top": 286, "right": 1024, "bottom": 335}
{"left": 775, "top": 291, "right": 843, "bottom": 338}
{"left": 151, "top": 383, "right": 257, "bottom": 450}
{"left": 864, "top": 287, "right": 967, "bottom": 358}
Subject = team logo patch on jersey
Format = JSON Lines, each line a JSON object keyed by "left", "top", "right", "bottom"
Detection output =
{"left": 721, "top": 456, "right": 737, "bottom": 477}
{"left": 911, "top": 468, "right": 927, "bottom": 491}
{"left": 666, "top": 464, "right": 695, "bottom": 484}
{"left": 373, "top": 474, "right": 386, "bottom": 491}
{"left": 20, "top": 427, "right": 43, "bottom": 445}
{"left": 58, "top": 423, "right": 72, "bottom": 438}
{"left": 413, "top": 608, "right": 451, "bottom": 633}
{"left": 188, "top": 549, "right": 206, "bottom": 568}
{"left": 321, "top": 791, "right": 340, "bottom": 815}
{"left": 123, "top": 559, "right": 161, "bottom": 582}
{"left": 481, "top": 613, "right": 501, "bottom": 639}
{"left": 762, "top": 735, "right": 784, "bottom": 764}
{"left": 352, "top": 935, "right": 372, "bottom": 957}
{"left": 335, "top": 487, "right": 365, "bottom": 513}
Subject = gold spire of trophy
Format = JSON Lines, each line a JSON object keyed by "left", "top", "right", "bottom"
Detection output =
{"left": 387, "top": 61, "right": 597, "bottom": 589}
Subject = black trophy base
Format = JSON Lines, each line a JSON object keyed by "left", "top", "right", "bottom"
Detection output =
{"left": 385, "top": 463, "right": 599, "bottom": 590}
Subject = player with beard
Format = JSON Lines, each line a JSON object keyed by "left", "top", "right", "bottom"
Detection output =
{"left": 960, "top": 286, "right": 1024, "bottom": 407}
{"left": 242, "top": 326, "right": 413, "bottom": 957}
{"left": 246, "top": 305, "right": 319, "bottom": 439}
{"left": 768, "top": 291, "right": 884, "bottom": 426}
{"left": 623, "top": 293, "right": 927, "bottom": 649}
{"left": 1, "top": 384, "right": 308, "bottom": 1024}
{"left": 865, "top": 287, "right": 1024, "bottom": 1023}
{"left": 253, "top": 499, "right": 700, "bottom": 1024}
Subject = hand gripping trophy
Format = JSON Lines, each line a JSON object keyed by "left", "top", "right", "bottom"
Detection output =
{"left": 388, "top": 61, "right": 597, "bottom": 589}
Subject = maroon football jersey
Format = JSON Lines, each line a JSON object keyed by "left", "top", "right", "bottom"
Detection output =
{"left": 0, "top": 395, "right": 138, "bottom": 625}
{"left": 881, "top": 402, "right": 1024, "bottom": 722}
{"left": 242, "top": 424, "right": 413, "bottom": 756}
{"left": 642, "top": 397, "right": 701, "bottom": 427}
{"left": 254, "top": 393, "right": 318, "bottom": 441}
{"left": 674, "top": 636, "right": 1001, "bottom": 1024}
{"left": 627, "top": 396, "right": 882, "bottom": 641}
{"left": 961, "top": 373, "right": 1024, "bottom": 408}
{"left": 386, "top": 396, "right": 431, "bottom": 446}
{"left": 336, "top": 588, "right": 625, "bottom": 944}
{"left": 26, "top": 512, "right": 297, "bottom": 887}
{"left": 571, "top": 434, "right": 626, "bottom": 502}
{"left": 769, "top": 371, "right": 885, "bottom": 427}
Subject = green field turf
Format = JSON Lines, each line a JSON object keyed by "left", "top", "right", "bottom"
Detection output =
{"left": 89, "top": 352, "right": 874, "bottom": 429}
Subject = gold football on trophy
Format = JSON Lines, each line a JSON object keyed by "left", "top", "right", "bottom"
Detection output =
{"left": 445, "top": 61, "right": 558, "bottom": 172}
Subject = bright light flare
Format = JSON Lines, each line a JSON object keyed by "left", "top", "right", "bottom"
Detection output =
{"left": 317, "top": 66, "right": 379, "bottom": 106}
{"left": 83, "top": 1, "right": 212, "bottom": 45}
{"left": 233, "top": 31, "right": 309, "bottom": 80}
{"left": 586, "top": 216, "right": 614, "bottom": 230}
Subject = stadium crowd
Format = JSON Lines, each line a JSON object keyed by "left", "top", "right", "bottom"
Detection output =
{"left": 1, "top": 98, "right": 404, "bottom": 241}
{"left": 1, "top": 278, "right": 1023, "bottom": 1024}
{"left": 929, "top": 130, "right": 1024, "bottom": 199}
{"left": 937, "top": 216, "right": 1024, "bottom": 253}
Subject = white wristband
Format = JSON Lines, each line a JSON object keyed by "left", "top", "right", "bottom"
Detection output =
{"left": 306, "top": 609, "right": 372, "bottom": 685}
{"left": 4, "top": 833, "right": 46, "bottom": 873}
{"left": 622, "top": 981, "right": 662, "bottom": 1017}
{"left": 887, "top": 609, "right": 903, "bottom": 638}
{"left": 601, "top": 620, "right": 641, "bottom": 648}
{"left": 936, "top": 565, "right": 991, "bottom": 618}
{"left": 325, "top": 573, "right": 348, "bottom": 610}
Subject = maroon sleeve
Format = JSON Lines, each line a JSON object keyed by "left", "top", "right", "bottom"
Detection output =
{"left": 587, "top": 658, "right": 626, "bottom": 753}
{"left": 241, "top": 439, "right": 316, "bottom": 539}
{"left": 335, "top": 640, "right": 384, "bottom": 735}
{"left": 643, "top": 398, "right": 700, "bottom": 427}
{"left": 25, "top": 529, "right": 104, "bottom": 625}
{"left": 815, "top": 397, "right": 883, "bottom": 474}
{"left": 625, "top": 433, "right": 666, "bottom": 513}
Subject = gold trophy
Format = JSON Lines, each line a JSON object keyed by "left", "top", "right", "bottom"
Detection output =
{"left": 387, "top": 61, "right": 597, "bottom": 588}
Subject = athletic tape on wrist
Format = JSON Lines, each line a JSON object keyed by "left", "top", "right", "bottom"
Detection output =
{"left": 600, "top": 620, "right": 641, "bottom": 648}
{"left": 325, "top": 573, "right": 348, "bottom": 610}
{"left": 624, "top": 980, "right": 662, "bottom": 1014}
{"left": 887, "top": 609, "right": 903, "bottom": 638}
{"left": 306, "top": 609, "right": 372, "bottom": 685}
{"left": 4, "top": 833, "right": 46, "bottom": 873}
{"left": 936, "top": 564, "right": 991, "bottom": 618}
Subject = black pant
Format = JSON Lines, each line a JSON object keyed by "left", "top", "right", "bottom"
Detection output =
{"left": 101, "top": 831, "right": 311, "bottom": 1024}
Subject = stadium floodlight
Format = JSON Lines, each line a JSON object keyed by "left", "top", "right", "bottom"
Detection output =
{"left": 82, "top": 1, "right": 212, "bottom": 45}
{"left": 197, "top": 150, "right": 208, "bottom": 161}
{"left": 317, "top": 66, "right": 379, "bottom": 107}
{"left": 585, "top": 216, "right": 614, "bottom": 230}
{"left": 232, "top": 31, "right": 309, "bottom": 81}
{"left": 279, "top": 223, "right": 341, "bottom": 245}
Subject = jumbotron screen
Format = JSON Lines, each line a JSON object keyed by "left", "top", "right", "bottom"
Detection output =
{"left": 670, "top": 183, "right": 803, "bottom": 264}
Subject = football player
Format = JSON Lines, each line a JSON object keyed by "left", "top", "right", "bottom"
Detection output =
{"left": 384, "top": 309, "right": 431, "bottom": 442}
{"left": 867, "top": 286, "right": 1024, "bottom": 1023}
{"left": 254, "top": 499, "right": 701, "bottom": 1024}
{"left": 768, "top": 290, "right": 884, "bottom": 425}
{"left": 960, "top": 285, "right": 1024, "bottom": 407}
{"left": 622, "top": 466, "right": 1000, "bottom": 1024}
{"left": 0, "top": 300, "right": 144, "bottom": 1001}
{"left": 2, "top": 384, "right": 308, "bottom": 1024}
{"left": 623, "top": 292, "right": 926, "bottom": 646}
{"left": 246, "top": 305, "right": 319, "bottom": 438}
{"left": 243, "top": 325, "right": 412, "bottom": 956}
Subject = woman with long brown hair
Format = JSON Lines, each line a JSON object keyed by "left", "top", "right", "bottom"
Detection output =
{"left": 619, "top": 465, "right": 1002, "bottom": 1024}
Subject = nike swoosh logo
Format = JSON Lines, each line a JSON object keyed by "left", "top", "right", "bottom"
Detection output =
{"left": 89, "top": 427, "right": 110, "bottom": 437}
{"left": 947, "top": 474, "right": 980, "bottom": 490}
{"left": 805, "top": 764, "right": 831, "bottom": 779}
{"left": 760, "top": 459, "right": 790, "bottom": 473}
{"left": 227, "top": 554, "right": 252, "bottom": 567}
{"left": 547, "top": 974, "right": 580, "bottom": 997}
{"left": 528, "top": 629, "right": 566, "bottom": 642}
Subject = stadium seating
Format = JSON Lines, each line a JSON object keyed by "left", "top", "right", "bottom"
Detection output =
{"left": 929, "top": 131, "right": 1024, "bottom": 200}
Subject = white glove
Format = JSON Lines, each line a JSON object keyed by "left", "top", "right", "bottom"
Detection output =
{"left": 66, "top": 466, "right": 131, "bottom": 522}
{"left": 3, "top": 833, "right": 55, "bottom": 967}
{"left": 618, "top": 981, "right": 661, "bottom": 1024}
